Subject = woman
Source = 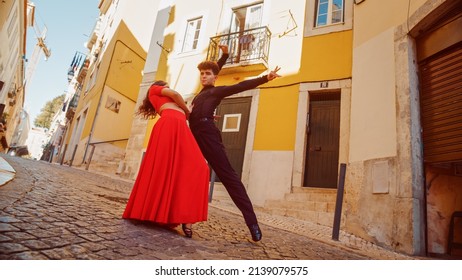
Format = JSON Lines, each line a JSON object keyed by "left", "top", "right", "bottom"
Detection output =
{"left": 122, "top": 81, "right": 209, "bottom": 238}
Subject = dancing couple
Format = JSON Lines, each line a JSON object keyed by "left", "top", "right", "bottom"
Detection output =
{"left": 123, "top": 45, "right": 281, "bottom": 241}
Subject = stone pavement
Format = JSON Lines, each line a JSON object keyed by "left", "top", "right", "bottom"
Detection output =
{"left": 209, "top": 185, "right": 417, "bottom": 260}
{"left": 0, "top": 155, "right": 420, "bottom": 260}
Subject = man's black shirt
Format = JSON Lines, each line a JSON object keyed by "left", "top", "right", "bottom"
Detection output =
{"left": 190, "top": 52, "right": 269, "bottom": 125}
{"left": 189, "top": 76, "right": 269, "bottom": 125}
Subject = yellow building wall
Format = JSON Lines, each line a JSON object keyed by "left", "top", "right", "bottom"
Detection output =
{"left": 106, "top": 43, "right": 146, "bottom": 102}
{"left": 93, "top": 88, "right": 137, "bottom": 149}
{"left": 301, "top": 30, "right": 353, "bottom": 81}
{"left": 93, "top": 35, "right": 146, "bottom": 148}
{"left": 68, "top": 21, "right": 146, "bottom": 150}
{"left": 253, "top": 85, "right": 299, "bottom": 151}
{"left": 80, "top": 100, "right": 98, "bottom": 142}
{"left": 252, "top": 30, "right": 353, "bottom": 151}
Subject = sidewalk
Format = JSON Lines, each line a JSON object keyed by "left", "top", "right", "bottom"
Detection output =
{"left": 0, "top": 155, "right": 419, "bottom": 259}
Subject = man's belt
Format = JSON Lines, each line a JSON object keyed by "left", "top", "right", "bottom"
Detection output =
{"left": 199, "top": 117, "right": 214, "bottom": 122}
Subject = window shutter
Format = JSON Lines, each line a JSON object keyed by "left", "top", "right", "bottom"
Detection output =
{"left": 419, "top": 42, "right": 462, "bottom": 163}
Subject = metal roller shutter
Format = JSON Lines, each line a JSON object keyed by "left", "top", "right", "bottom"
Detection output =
{"left": 419, "top": 42, "right": 462, "bottom": 163}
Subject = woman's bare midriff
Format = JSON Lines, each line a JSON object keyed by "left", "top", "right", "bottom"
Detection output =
{"left": 159, "top": 102, "right": 185, "bottom": 115}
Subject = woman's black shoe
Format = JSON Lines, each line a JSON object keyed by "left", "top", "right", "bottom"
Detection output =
{"left": 182, "top": 224, "right": 193, "bottom": 238}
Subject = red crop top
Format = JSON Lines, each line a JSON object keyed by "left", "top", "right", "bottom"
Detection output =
{"left": 148, "top": 85, "right": 175, "bottom": 111}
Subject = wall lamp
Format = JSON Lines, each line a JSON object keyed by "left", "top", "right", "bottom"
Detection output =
{"left": 354, "top": 0, "right": 366, "bottom": 4}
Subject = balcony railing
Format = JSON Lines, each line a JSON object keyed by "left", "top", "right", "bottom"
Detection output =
{"left": 207, "top": 26, "right": 271, "bottom": 68}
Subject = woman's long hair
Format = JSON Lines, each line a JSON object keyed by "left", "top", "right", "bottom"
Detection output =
{"left": 136, "top": 80, "right": 167, "bottom": 119}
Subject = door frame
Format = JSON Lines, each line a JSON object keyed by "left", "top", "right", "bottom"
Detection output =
{"left": 293, "top": 79, "right": 351, "bottom": 188}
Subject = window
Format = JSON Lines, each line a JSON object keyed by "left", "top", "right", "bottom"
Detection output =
{"left": 230, "top": 3, "right": 263, "bottom": 32}
{"left": 182, "top": 17, "right": 202, "bottom": 52}
{"left": 315, "top": 0, "right": 344, "bottom": 27}
{"left": 304, "top": 0, "right": 352, "bottom": 37}
{"left": 222, "top": 114, "right": 242, "bottom": 132}
{"left": 225, "top": 3, "right": 264, "bottom": 63}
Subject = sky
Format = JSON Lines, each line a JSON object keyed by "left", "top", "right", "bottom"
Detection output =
{"left": 25, "top": 0, "right": 100, "bottom": 125}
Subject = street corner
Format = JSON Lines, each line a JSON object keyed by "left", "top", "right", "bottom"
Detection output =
{"left": 0, "top": 156, "right": 15, "bottom": 187}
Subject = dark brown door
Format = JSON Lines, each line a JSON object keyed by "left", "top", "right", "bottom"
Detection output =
{"left": 215, "top": 97, "right": 252, "bottom": 179}
{"left": 304, "top": 92, "right": 341, "bottom": 188}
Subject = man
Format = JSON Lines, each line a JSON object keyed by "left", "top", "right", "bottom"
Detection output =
{"left": 189, "top": 48, "right": 281, "bottom": 241}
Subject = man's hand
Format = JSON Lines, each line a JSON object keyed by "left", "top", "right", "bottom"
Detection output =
{"left": 267, "top": 66, "right": 281, "bottom": 81}
{"left": 218, "top": 45, "right": 229, "bottom": 54}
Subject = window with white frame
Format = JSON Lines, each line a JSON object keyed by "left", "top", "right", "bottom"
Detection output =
{"left": 182, "top": 17, "right": 202, "bottom": 52}
{"left": 305, "top": 0, "right": 351, "bottom": 37}
{"left": 315, "top": 0, "right": 344, "bottom": 27}
{"left": 222, "top": 114, "right": 242, "bottom": 132}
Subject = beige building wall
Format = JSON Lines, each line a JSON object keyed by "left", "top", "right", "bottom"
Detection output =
{"left": 0, "top": 0, "right": 29, "bottom": 148}
{"left": 350, "top": 28, "right": 397, "bottom": 162}
{"left": 350, "top": 0, "right": 428, "bottom": 162}
{"left": 347, "top": 0, "right": 458, "bottom": 255}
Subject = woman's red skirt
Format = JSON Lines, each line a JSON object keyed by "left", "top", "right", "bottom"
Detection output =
{"left": 122, "top": 109, "right": 209, "bottom": 224}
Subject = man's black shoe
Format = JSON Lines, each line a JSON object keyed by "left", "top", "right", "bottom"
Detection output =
{"left": 248, "top": 224, "right": 262, "bottom": 241}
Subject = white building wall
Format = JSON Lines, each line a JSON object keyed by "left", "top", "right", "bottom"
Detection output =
{"left": 94, "top": 0, "right": 161, "bottom": 61}
{"left": 26, "top": 126, "right": 47, "bottom": 160}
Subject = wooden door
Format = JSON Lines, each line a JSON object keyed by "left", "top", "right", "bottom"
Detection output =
{"left": 215, "top": 97, "right": 252, "bottom": 179}
{"left": 304, "top": 92, "right": 341, "bottom": 188}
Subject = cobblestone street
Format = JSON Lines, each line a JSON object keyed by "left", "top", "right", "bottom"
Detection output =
{"left": 0, "top": 156, "right": 412, "bottom": 260}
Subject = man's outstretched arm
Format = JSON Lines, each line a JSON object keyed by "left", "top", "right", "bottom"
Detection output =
{"left": 217, "top": 45, "right": 229, "bottom": 71}
{"left": 216, "top": 66, "right": 282, "bottom": 98}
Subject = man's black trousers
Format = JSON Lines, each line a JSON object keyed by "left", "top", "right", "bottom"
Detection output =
{"left": 190, "top": 121, "right": 258, "bottom": 226}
